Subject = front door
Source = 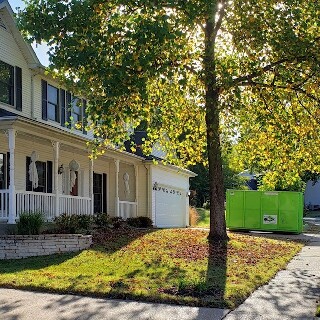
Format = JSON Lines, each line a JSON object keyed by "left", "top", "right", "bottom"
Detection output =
{"left": 93, "top": 173, "right": 107, "bottom": 213}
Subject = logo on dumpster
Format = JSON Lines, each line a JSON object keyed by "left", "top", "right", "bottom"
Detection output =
{"left": 263, "top": 215, "right": 277, "bottom": 224}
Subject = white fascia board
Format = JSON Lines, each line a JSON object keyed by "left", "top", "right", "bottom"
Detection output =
{"left": 143, "top": 160, "right": 197, "bottom": 178}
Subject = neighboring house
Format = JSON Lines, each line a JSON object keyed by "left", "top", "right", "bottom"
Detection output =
{"left": 0, "top": 0, "right": 195, "bottom": 228}
{"left": 304, "top": 180, "right": 320, "bottom": 210}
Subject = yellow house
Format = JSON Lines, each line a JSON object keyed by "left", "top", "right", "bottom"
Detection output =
{"left": 0, "top": 0, "right": 195, "bottom": 229}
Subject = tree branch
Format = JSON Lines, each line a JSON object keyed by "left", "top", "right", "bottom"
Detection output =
{"left": 295, "top": 92, "right": 320, "bottom": 126}
{"left": 240, "top": 81, "right": 320, "bottom": 103}
{"left": 212, "top": 0, "right": 228, "bottom": 41}
{"left": 232, "top": 55, "right": 309, "bottom": 87}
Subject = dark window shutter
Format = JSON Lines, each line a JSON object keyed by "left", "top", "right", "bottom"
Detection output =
{"left": 9, "top": 66, "right": 14, "bottom": 106}
{"left": 26, "top": 156, "right": 32, "bottom": 191}
{"left": 47, "top": 161, "right": 53, "bottom": 193}
{"left": 66, "top": 92, "right": 72, "bottom": 128}
{"left": 15, "top": 66, "right": 22, "bottom": 111}
{"left": 6, "top": 152, "right": 9, "bottom": 189}
{"left": 102, "top": 173, "right": 107, "bottom": 213}
{"left": 82, "top": 99, "right": 87, "bottom": 134}
{"left": 41, "top": 80, "right": 48, "bottom": 120}
{"left": 60, "top": 89, "right": 66, "bottom": 126}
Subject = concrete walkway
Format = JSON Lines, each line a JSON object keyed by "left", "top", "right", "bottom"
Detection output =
{"left": 0, "top": 233, "right": 319, "bottom": 320}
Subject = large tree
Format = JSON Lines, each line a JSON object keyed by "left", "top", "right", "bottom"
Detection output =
{"left": 19, "top": 0, "right": 320, "bottom": 240}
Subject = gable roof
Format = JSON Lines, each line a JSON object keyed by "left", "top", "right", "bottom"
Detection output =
{"left": 0, "top": 0, "right": 43, "bottom": 69}
{"left": 124, "top": 131, "right": 166, "bottom": 161}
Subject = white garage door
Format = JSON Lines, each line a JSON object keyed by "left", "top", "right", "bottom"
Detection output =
{"left": 155, "top": 186, "right": 186, "bottom": 228}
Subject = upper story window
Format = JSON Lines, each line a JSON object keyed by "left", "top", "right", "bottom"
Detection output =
{"left": 0, "top": 60, "right": 22, "bottom": 111}
{"left": 71, "top": 97, "right": 83, "bottom": 129}
{"left": 47, "top": 84, "right": 59, "bottom": 121}
{"left": 42, "top": 80, "right": 60, "bottom": 122}
{"left": 42, "top": 80, "right": 87, "bottom": 134}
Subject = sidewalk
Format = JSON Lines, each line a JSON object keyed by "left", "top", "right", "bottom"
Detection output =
{"left": 0, "top": 233, "right": 319, "bottom": 320}
{"left": 0, "top": 288, "right": 229, "bottom": 320}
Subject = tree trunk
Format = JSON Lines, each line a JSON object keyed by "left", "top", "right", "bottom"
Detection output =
{"left": 204, "top": 5, "right": 228, "bottom": 241}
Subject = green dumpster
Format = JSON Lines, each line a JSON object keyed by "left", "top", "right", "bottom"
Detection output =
{"left": 226, "top": 190, "right": 303, "bottom": 233}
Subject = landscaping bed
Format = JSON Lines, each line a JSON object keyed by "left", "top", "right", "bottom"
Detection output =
{"left": 0, "top": 228, "right": 303, "bottom": 309}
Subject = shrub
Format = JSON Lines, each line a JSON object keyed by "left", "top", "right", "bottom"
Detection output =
{"left": 54, "top": 213, "right": 93, "bottom": 234}
{"left": 17, "top": 211, "right": 44, "bottom": 235}
{"left": 77, "top": 214, "right": 93, "bottom": 231}
{"left": 189, "top": 207, "right": 199, "bottom": 227}
{"left": 94, "top": 213, "right": 111, "bottom": 228}
{"left": 110, "top": 217, "right": 126, "bottom": 229}
{"left": 126, "top": 216, "right": 153, "bottom": 228}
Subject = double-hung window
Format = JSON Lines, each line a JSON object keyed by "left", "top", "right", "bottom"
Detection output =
{"left": 42, "top": 80, "right": 87, "bottom": 134}
{"left": 47, "top": 84, "right": 59, "bottom": 121}
{"left": 42, "top": 80, "right": 60, "bottom": 122}
{"left": 71, "top": 97, "right": 83, "bottom": 129}
{"left": 0, "top": 60, "right": 22, "bottom": 111}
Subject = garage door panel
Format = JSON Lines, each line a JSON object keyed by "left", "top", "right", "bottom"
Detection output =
{"left": 155, "top": 185, "right": 185, "bottom": 228}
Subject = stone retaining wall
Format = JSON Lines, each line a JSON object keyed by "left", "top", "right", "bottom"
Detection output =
{"left": 0, "top": 234, "right": 92, "bottom": 259}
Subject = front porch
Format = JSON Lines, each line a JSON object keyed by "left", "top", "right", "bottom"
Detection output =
{"left": 0, "top": 190, "right": 138, "bottom": 223}
{"left": 0, "top": 118, "right": 141, "bottom": 224}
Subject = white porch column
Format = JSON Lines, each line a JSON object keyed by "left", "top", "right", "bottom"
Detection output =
{"left": 89, "top": 158, "right": 94, "bottom": 214}
{"left": 115, "top": 160, "right": 120, "bottom": 217}
{"left": 7, "top": 129, "right": 16, "bottom": 224}
{"left": 134, "top": 164, "right": 138, "bottom": 217}
{"left": 52, "top": 141, "right": 60, "bottom": 217}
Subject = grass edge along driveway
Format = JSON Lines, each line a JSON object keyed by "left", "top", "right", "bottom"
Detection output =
{"left": 0, "top": 228, "right": 303, "bottom": 309}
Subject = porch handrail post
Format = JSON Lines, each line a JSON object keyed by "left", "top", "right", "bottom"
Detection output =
{"left": 7, "top": 129, "right": 16, "bottom": 224}
{"left": 52, "top": 141, "right": 60, "bottom": 217}
{"left": 115, "top": 160, "right": 120, "bottom": 217}
{"left": 89, "top": 158, "right": 94, "bottom": 214}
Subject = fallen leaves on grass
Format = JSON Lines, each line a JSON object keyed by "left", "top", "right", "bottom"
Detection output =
{"left": 0, "top": 228, "right": 303, "bottom": 309}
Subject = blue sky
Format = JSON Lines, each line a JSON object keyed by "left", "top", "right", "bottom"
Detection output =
{"left": 8, "top": 0, "right": 24, "bottom": 11}
{"left": 8, "top": 0, "right": 50, "bottom": 66}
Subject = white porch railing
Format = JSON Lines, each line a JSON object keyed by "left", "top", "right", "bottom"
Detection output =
{"left": 16, "top": 191, "right": 56, "bottom": 221}
{"left": 0, "top": 190, "right": 9, "bottom": 220}
{"left": 119, "top": 201, "right": 137, "bottom": 219}
{"left": 59, "top": 195, "right": 92, "bottom": 215}
{"left": 16, "top": 192, "right": 92, "bottom": 221}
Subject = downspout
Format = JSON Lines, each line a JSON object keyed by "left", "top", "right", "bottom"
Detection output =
{"left": 144, "top": 163, "right": 152, "bottom": 224}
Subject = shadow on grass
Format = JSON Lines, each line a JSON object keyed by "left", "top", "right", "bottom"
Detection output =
{"left": 0, "top": 251, "right": 81, "bottom": 274}
{"left": 0, "top": 227, "right": 157, "bottom": 276}
{"left": 0, "top": 227, "right": 230, "bottom": 315}
{"left": 92, "top": 227, "right": 157, "bottom": 253}
{"left": 205, "top": 240, "right": 228, "bottom": 308}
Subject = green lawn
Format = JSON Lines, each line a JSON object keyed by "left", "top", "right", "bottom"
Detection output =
{"left": 195, "top": 208, "right": 210, "bottom": 227}
{"left": 0, "top": 228, "right": 303, "bottom": 309}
